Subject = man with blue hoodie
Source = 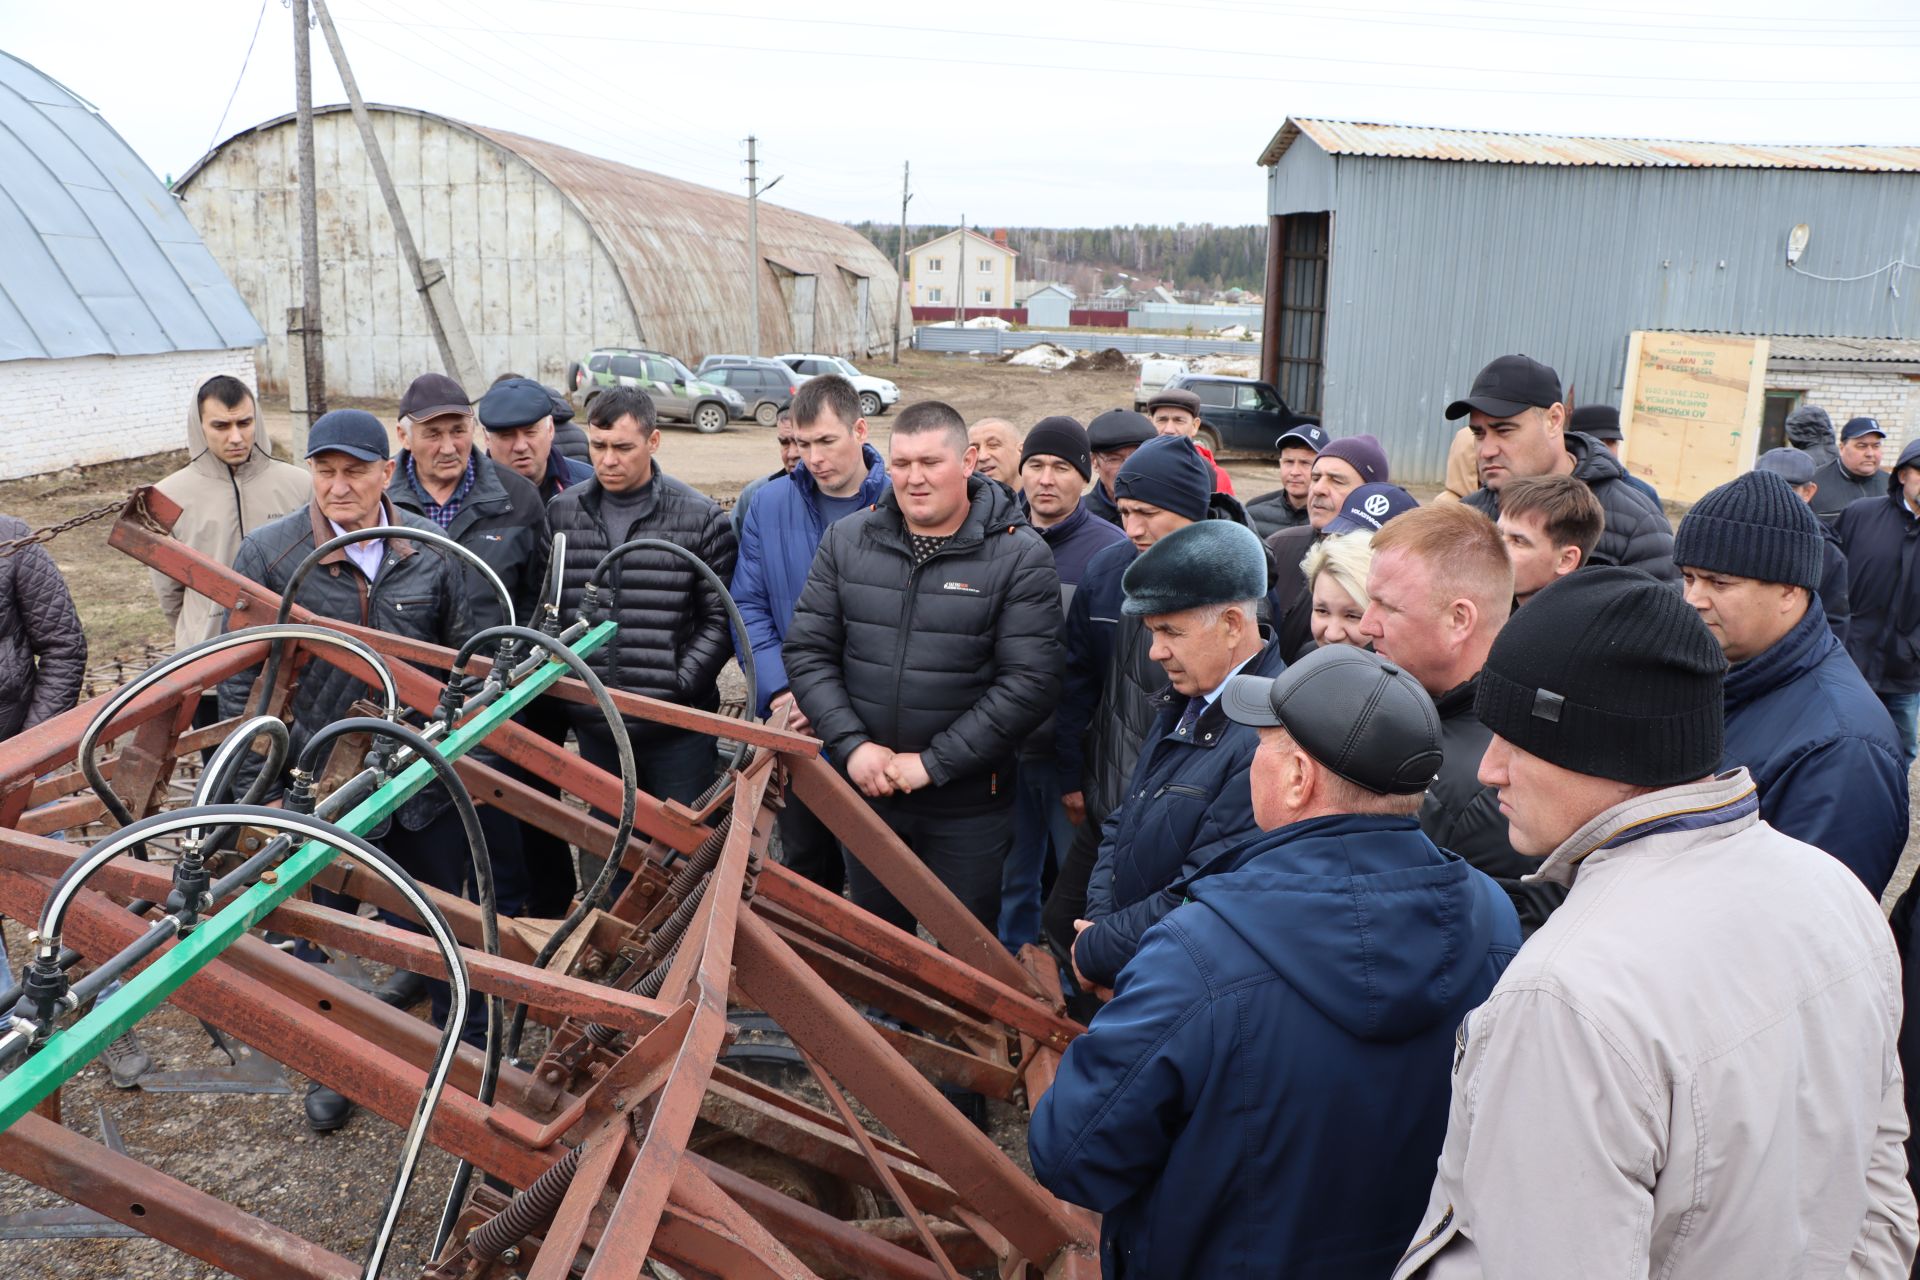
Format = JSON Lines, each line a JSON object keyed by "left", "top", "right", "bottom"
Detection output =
{"left": 1837, "top": 437, "right": 1920, "bottom": 769}
{"left": 1033, "top": 645, "right": 1519, "bottom": 1279}
{"left": 733, "top": 374, "right": 889, "bottom": 890}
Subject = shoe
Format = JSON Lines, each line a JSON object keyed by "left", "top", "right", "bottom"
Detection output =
{"left": 373, "top": 969, "right": 429, "bottom": 1009}
{"left": 304, "top": 1082, "right": 353, "bottom": 1132}
{"left": 261, "top": 930, "right": 300, "bottom": 952}
{"left": 100, "top": 1030, "right": 151, "bottom": 1089}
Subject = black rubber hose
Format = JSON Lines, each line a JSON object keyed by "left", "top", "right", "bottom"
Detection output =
{"left": 585, "top": 537, "right": 759, "bottom": 773}
{"left": 253, "top": 524, "right": 516, "bottom": 722}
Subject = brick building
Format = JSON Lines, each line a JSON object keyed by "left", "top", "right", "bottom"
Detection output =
{"left": 0, "top": 53, "right": 265, "bottom": 482}
{"left": 1763, "top": 337, "right": 1918, "bottom": 454}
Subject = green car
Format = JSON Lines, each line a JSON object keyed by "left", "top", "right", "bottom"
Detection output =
{"left": 570, "top": 347, "right": 744, "bottom": 434}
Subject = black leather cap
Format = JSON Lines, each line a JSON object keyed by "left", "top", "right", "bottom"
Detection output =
{"left": 1220, "top": 646, "right": 1443, "bottom": 795}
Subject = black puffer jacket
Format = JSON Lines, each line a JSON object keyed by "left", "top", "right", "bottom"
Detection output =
{"left": 1263, "top": 523, "right": 1321, "bottom": 662}
{"left": 785, "top": 475, "right": 1063, "bottom": 816}
{"left": 217, "top": 502, "right": 471, "bottom": 823}
{"left": 548, "top": 473, "right": 737, "bottom": 731}
{"left": 1420, "top": 677, "right": 1565, "bottom": 936}
{"left": 388, "top": 451, "right": 550, "bottom": 636}
{"left": 0, "top": 515, "right": 87, "bottom": 741}
{"left": 1245, "top": 487, "right": 1310, "bottom": 540}
{"left": 1465, "top": 431, "right": 1677, "bottom": 583}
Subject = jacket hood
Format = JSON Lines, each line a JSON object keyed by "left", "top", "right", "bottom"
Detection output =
{"left": 1206, "top": 489, "right": 1253, "bottom": 528}
{"left": 1890, "top": 440, "right": 1920, "bottom": 495}
{"left": 1188, "top": 814, "right": 1508, "bottom": 1041}
{"left": 1785, "top": 404, "right": 1836, "bottom": 449}
{"left": 186, "top": 391, "right": 282, "bottom": 476}
{"left": 1566, "top": 430, "right": 1628, "bottom": 485}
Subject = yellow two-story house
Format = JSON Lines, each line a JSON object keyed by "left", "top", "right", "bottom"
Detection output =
{"left": 908, "top": 227, "right": 1019, "bottom": 312}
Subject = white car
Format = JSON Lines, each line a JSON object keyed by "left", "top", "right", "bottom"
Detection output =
{"left": 1134, "top": 357, "right": 1191, "bottom": 410}
{"left": 775, "top": 354, "right": 900, "bottom": 417}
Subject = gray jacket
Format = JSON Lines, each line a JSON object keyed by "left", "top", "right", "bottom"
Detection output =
{"left": 217, "top": 500, "right": 470, "bottom": 823}
{"left": 0, "top": 515, "right": 87, "bottom": 740}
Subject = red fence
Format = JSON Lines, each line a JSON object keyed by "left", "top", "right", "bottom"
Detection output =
{"left": 909, "top": 306, "right": 1132, "bottom": 329}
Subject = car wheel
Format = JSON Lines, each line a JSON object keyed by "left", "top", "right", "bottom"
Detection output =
{"left": 754, "top": 401, "right": 779, "bottom": 428}
{"left": 694, "top": 402, "right": 728, "bottom": 434}
{"left": 1197, "top": 425, "right": 1224, "bottom": 455}
{"left": 858, "top": 391, "right": 882, "bottom": 418}
{"left": 568, "top": 361, "right": 583, "bottom": 391}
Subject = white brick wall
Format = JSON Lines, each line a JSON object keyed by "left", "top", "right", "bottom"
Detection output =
{"left": 1765, "top": 365, "right": 1919, "bottom": 455}
{"left": 0, "top": 348, "right": 259, "bottom": 481}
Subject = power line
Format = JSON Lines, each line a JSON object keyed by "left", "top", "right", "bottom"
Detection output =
{"left": 206, "top": 0, "right": 272, "bottom": 154}
{"left": 331, "top": 14, "right": 1920, "bottom": 100}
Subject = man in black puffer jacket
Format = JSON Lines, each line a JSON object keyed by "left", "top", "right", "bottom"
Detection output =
{"left": 549, "top": 386, "right": 738, "bottom": 810}
{"left": 785, "top": 400, "right": 1063, "bottom": 932}
{"left": 0, "top": 513, "right": 86, "bottom": 742}
{"left": 1450, "top": 353, "right": 1678, "bottom": 582}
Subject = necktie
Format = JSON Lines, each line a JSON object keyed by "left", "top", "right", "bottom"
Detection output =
{"left": 1175, "top": 697, "right": 1205, "bottom": 737}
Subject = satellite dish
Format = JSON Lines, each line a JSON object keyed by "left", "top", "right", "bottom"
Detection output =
{"left": 1787, "top": 223, "right": 1811, "bottom": 265}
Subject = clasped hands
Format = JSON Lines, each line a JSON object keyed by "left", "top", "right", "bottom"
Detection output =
{"left": 847, "top": 742, "right": 931, "bottom": 798}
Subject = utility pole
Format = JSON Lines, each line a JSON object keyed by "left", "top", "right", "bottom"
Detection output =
{"left": 892, "top": 161, "right": 910, "bottom": 365}
{"left": 956, "top": 213, "right": 966, "bottom": 328}
{"left": 311, "top": 0, "right": 480, "bottom": 392}
{"left": 292, "top": 0, "right": 326, "bottom": 436}
{"left": 745, "top": 135, "right": 758, "bottom": 356}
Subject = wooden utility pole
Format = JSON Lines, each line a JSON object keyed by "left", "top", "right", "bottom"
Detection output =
{"left": 956, "top": 214, "right": 966, "bottom": 328}
{"left": 311, "top": 0, "right": 481, "bottom": 392}
{"left": 745, "top": 135, "right": 759, "bottom": 356}
{"left": 892, "top": 161, "right": 910, "bottom": 365}
{"left": 291, "top": 0, "right": 326, "bottom": 430}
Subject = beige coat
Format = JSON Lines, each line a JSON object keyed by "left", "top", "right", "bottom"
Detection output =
{"left": 1396, "top": 769, "right": 1916, "bottom": 1279}
{"left": 151, "top": 404, "right": 309, "bottom": 650}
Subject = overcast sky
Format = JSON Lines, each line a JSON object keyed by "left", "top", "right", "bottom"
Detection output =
{"left": 7, "top": 0, "right": 1920, "bottom": 228}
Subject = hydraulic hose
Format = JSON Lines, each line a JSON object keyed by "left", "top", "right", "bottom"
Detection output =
{"left": 429, "top": 621, "right": 638, "bottom": 1255}
{"left": 79, "top": 624, "right": 397, "bottom": 836}
{"left": 253, "top": 524, "right": 516, "bottom": 722}
{"left": 584, "top": 537, "right": 759, "bottom": 773}
{"left": 184, "top": 713, "right": 291, "bottom": 857}
{"left": 11, "top": 804, "right": 469, "bottom": 1280}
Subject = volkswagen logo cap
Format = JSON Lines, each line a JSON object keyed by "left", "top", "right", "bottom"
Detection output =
{"left": 1324, "top": 482, "right": 1419, "bottom": 536}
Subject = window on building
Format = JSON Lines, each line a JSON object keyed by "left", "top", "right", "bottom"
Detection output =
{"left": 927, "top": 287, "right": 943, "bottom": 303}
{"left": 927, "top": 257, "right": 943, "bottom": 272}
{"left": 1760, "top": 389, "right": 1803, "bottom": 454}
{"left": 978, "top": 289, "right": 993, "bottom": 304}
{"left": 978, "top": 258, "right": 992, "bottom": 273}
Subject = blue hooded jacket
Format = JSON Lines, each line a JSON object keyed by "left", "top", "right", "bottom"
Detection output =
{"left": 1836, "top": 440, "right": 1920, "bottom": 696}
{"left": 732, "top": 443, "right": 889, "bottom": 715}
{"left": 1032, "top": 814, "right": 1519, "bottom": 1279}
{"left": 1723, "top": 594, "right": 1908, "bottom": 895}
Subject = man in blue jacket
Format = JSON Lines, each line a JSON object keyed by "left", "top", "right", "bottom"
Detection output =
{"left": 733, "top": 374, "right": 889, "bottom": 890}
{"left": 1838, "top": 438, "right": 1920, "bottom": 769}
{"left": 1755, "top": 447, "right": 1849, "bottom": 640}
{"left": 1033, "top": 645, "right": 1520, "bottom": 1279}
{"left": 1002, "top": 415, "right": 1127, "bottom": 949}
{"left": 1676, "top": 470, "right": 1907, "bottom": 897}
{"left": 1070, "top": 518, "right": 1283, "bottom": 991}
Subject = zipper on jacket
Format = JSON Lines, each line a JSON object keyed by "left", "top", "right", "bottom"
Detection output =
{"left": 883, "top": 523, "right": 987, "bottom": 750}
{"left": 228, "top": 467, "right": 247, "bottom": 537}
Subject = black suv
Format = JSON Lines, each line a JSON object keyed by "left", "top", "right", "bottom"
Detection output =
{"left": 700, "top": 362, "right": 803, "bottom": 428}
{"left": 1166, "top": 375, "right": 1319, "bottom": 455}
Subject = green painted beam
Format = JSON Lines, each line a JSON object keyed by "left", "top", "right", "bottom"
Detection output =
{"left": 0, "top": 624, "right": 614, "bottom": 1130}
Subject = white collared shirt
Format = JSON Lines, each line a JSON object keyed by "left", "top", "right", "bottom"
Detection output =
{"left": 328, "top": 518, "right": 385, "bottom": 581}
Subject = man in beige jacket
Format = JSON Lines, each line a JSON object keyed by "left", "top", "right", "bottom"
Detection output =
{"left": 1396, "top": 567, "right": 1916, "bottom": 1279}
{"left": 151, "top": 375, "right": 310, "bottom": 655}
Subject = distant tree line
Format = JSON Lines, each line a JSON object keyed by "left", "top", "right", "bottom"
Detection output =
{"left": 849, "top": 222, "right": 1269, "bottom": 294}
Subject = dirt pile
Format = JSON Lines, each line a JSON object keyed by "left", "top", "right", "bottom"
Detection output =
{"left": 1065, "top": 348, "right": 1131, "bottom": 373}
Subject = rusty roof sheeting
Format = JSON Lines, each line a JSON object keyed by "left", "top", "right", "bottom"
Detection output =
{"left": 1257, "top": 117, "right": 1920, "bottom": 172}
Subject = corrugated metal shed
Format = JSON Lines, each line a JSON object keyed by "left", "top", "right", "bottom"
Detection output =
{"left": 1258, "top": 117, "right": 1920, "bottom": 172}
{"left": 1260, "top": 117, "right": 1920, "bottom": 483}
{"left": 0, "top": 52, "right": 264, "bottom": 363}
{"left": 176, "top": 105, "right": 895, "bottom": 396}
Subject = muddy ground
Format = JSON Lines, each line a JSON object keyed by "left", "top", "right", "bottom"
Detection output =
{"left": 0, "top": 349, "right": 1913, "bottom": 1276}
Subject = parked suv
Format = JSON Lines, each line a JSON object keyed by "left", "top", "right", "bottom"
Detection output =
{"left": 696, "top": 355, "right": 806, "bottom": 427}
{"left": 1163, "top": 375, "right": 1319, "bottom": 455}
{"left": 775, "top": 353, "right": 899, "bottom": 417}
{"left": 574, "top": 347, "right": 742, "bottom": 433}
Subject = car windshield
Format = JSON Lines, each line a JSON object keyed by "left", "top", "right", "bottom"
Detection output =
{"left": 833, "top": 358, "right": 861, "bottom": 377}
{"left": 667, "top": 357, "right": 697, "bottom": 382}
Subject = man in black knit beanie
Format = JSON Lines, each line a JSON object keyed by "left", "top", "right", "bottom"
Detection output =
{"left": 1397, "top": 567, "right": 1915, "bottom": 1279}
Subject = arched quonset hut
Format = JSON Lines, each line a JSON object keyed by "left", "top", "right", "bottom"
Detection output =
{"left": 0, "top": 51, "right": 264, "bottom": 480}
{"left": 176, "top": 105, "right": 899, "bottom": 397}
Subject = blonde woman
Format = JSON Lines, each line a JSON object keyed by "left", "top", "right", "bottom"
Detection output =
{"left": 1301, "top": 532, "right": 1376, "bottom": 649}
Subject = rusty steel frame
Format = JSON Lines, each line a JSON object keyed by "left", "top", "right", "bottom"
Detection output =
{"left": 0, "top": 489, "right": 1100, "bottom": 1279}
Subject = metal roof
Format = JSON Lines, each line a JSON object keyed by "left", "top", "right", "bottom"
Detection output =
{"left": 0, "top": 52, "right": 264, "bottom": 363}
{"left": 1763, "top": 335, "right": 1920, "bottom": 363}
{"left": 1257, "top": 117, "right": 1920, "bottom": 172}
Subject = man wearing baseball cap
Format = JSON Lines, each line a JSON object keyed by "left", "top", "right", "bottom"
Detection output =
{"left": 1001, "top": 416, "right": 1127, "bottom": 949}
{"left": 1754, "top": 446, "right": 1850, "bottom": 639}
{"left": 1245, "top": 422, "right": 1330, "bottom": 538}
{"left": 1811, "top": 415, "right": 1891, "bottom": 524}
{"left": 479, "top": 376, "right": 593, "bottom": 504}
{"left": 1142, "top": 385, "right": 1233, "bottom": 494}
{"left": 1034, "top": 646, "right": 1519, "bottom": 1279}
{"left": 1265, "top": 432, "right": 1391, "bottom": 661}
{"left": 1836, "top": 436, "right": 1920, "bottom": 769}
{"left": 1083, "top": 408, "right": 1154, "bottom": 527}
{"left": 217, "top": 408, "right": 474, "bottom": 1132}
{"left": 1396, "top": 569, "right": 1913, "bottom": 1278}
{"left": 1449, "top": 354, "right": 1676, "bottom": 582}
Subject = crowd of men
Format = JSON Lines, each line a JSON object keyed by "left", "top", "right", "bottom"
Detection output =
{"left": 5, "top": 349, "right": 1920, "bottom": 1276}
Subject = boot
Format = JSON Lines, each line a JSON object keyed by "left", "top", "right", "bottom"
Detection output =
{"left": 100, "top": 1029, "right": 151, "bottom": 1089}
{"left": 304, "top": 1082, "right": 353, "bottom": 1132}
{"left": 373, "top": 969, "right": 429, "bottom": 1009}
